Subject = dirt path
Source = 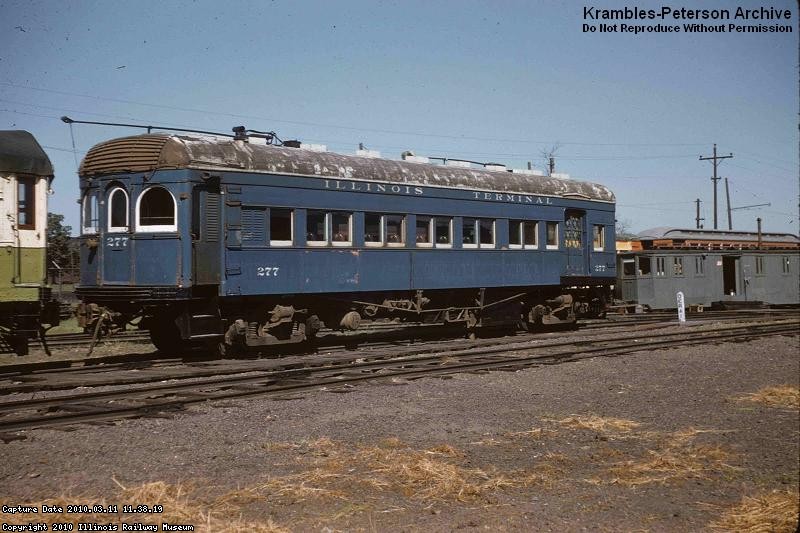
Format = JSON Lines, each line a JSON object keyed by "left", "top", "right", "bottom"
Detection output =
{"left": 2, "top": 334, "right": 798, "bottom": 532}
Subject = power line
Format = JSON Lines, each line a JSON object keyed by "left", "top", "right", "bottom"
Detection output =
{"left": 0, "top": 81, "right": 710, "bottom": 147}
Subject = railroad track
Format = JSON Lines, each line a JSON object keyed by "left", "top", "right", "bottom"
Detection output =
{"left": 0, "top": 317, "right": 796, "bottom": 434}
{"left": 3, "top": 308, "right": 798, "bottom": 376}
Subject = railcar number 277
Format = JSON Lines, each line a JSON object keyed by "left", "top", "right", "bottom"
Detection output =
{"left": 256, "top": 266, "right": 280, "bottom": 277}
{"left": 106, "top": 236, "right": 128, "bottom": 247}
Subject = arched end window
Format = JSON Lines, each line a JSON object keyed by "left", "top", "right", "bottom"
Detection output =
{"left": 107, "top": 186, "right": 129, "bottom": 232}
{"left": 136, "top": 186, "right": 177, "bottom": 232}
{"left": 82, "top": 190, "right": 99, "bottom": 234}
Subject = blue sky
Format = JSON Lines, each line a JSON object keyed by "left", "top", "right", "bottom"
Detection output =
{"left": 1, "top": 0, "right": 797, "bottom": 235}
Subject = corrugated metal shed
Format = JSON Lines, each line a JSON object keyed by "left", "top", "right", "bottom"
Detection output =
{"left": 80, "top": 134, "right": 615, "bottom": 203}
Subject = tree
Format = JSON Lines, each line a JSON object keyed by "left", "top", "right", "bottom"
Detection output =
{"left": 47, "top": 213, "right": 78, "bottom": 275}
{"left": 615, "top": 218, "right": 638, "bottom": 240}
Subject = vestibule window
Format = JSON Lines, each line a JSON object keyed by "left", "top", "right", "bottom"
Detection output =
{"left": 137, "top": 186, "right": 177, "bottom": 232}
{"left": 17, "top": 177, "right": 35, "bottom": 229}
{"left": 107, "top": 187, "right": 129, "bottom": 232}
{"left": 593, "top": 225, "right": 605, "bottom": 251}
{"left": 82, "top": 190, "right": 99, "bottom": 234}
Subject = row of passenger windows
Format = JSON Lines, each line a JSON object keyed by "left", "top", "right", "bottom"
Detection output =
{"left": 242, "top": 208, "right": 605, "bottom": 250}
{"left": 623, "top": 255, "right": 792, "bottom": 277}
{"left": 81, "top": 186, "right": 609, "bottom": 251}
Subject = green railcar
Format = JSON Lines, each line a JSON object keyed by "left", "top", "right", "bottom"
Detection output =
{"left": 0, "top": 130, "right": 59, "bottom": 355}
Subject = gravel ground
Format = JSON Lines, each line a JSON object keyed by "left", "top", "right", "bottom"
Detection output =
{"left": 1, "top": 333, "right": 798, "bottom": 532}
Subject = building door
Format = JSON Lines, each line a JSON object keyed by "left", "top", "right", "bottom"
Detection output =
{"left": 192, "top": 184, "right": 222, "bottom": 285}
{"left": 722, "top": 256, "right": 739, "bottom": 296}
{"left": 564, "top": 210, "right": 587, "bottom": 276}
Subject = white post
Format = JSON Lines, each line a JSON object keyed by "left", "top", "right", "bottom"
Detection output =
{"left": 676, "top": 291, "right": 686, "bottom": 323}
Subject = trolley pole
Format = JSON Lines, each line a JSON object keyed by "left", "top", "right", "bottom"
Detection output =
{"left": 724, "top": 177, "right": 732, "bottom": 230}
{"left": 695, "top": 199, "right": 704, "bottom": 229}
{"left": 699, "top": 144, "right": 733, "bottom": 230}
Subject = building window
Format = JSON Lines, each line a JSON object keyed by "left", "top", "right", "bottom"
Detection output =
{"left": 510, "top": 220, "right": 538, "bottom": 249}
{"left": 435, "top": 217, "right": 452, "bottom": 248}
{"left": 638, "top": 256, "right": 651, "bottom": 276}
{"left": 270, "top": 208, "right": 293, "bottom": 246}
{"left": 673, "top": 257, "right": 684, "bottom": 276}
{"left": 782, "top": 256, "right": 791, "bottom": 274}
{"left": 17, "top": 177, "right": 36, "bottom": 229}
{"left": 331, "top": 212, "right": 352, "bottom": 245}
{"left": 546, "top": 222, "right": 559, "bottom": 249}
{"left": 416, "top": 216, "right": 433, "bottom": 247}
{"left": 82, "top": 190, "right": 99, "bottom": 234}
{"left": 593, "top": 225, "right": 604, "bottom": 251}
{"left": 137, "top": 186, "right": 177, "bottom": 232}
{"left": 656, "top": 257, "right": 666, "bottom": 276}
{"left": 107, "top": 187, "right": 129, "bottom": 232}
{"left": 695, "top": 256, "right": 705, "bottom": 276}
{"left": 385, "top": 215, "right": 405, "bottom": 246}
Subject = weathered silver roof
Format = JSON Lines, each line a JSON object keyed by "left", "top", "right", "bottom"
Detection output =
{"left": 638, "top": 227, "right": 799, "bottom": 244}
{"left": 80, "top": 134, "right": 615, "bottom": 202}
{"left": 0, "top": 130, "right": 54, "bottom": 177}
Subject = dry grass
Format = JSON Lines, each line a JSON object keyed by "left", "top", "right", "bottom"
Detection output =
{"left": 586, "top": 427, "right": 739, "bottom": 486}
{"left": 0, "top": 480, "right": 289, "bottom": 533}
{"left": 709, "top": 489, "right": 799, "bottom": 532}
{"left": 738, "top": 385, "right": 800, "bottom": 410}
{"left": 554, "top": 414, "right": 641, "bottom": 434}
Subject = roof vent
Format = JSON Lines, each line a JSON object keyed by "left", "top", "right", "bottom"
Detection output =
{"left": 402, "top": 152, "right": 430, "bottom": 164}
{"left": 283, "top": 140, "right": 301, "bottom": 148}
{"left": 300, "top": 143, "right": 327, "bottom": 152}
{"left": 511, "top": 168, "right": 545, "bottom": 176}
{"left": 356, "top": 149, "right": 381, "bottom": 158}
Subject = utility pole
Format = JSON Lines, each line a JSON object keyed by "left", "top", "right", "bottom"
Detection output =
{"left": 695, "top": 199, "right": 704, "bottom": 229}
{"left": 724, "top": 177, "right": 732, "bottom": 230}
{"left": 699, "top": 144, "right": 733, "bottom": 230}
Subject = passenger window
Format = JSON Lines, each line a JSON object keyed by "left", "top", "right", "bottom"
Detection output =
{"left": 546, "top": 222, "right": 559, "bottom": 249}
{"left": 622, "top": 258, "right": 635, "bottom": 277}
{"left": 435, "top": 217, "right": 452, "bottom": 247}
{"left": 462, "top": 218, "right": 477, "bottom": 248}
{"left": 673, "top": 257, "right": 684, "bottom": 276}
{"left": 523, "top": 221, "right": 538, "bottom": 248}
{"left": 656, "top": 257, "right": 666, "bottom": 276}
{"left": 416, "top": 216, "right": 433, "bottom": 247}
{"left": 331, "top": 212, "right": 352, "bottom": 245}
{"left": 593, "top": 225, "right": 604, "bottom": 251}
{"left": 107, "top": 187, "right": 129, "bottom": 232}
{"left": 385, "top": 215, "right": 405, "bottom": 246}
{"left": 479, "top": 219, "right": 494, "bottom": 248}
{"left": 17, "top": 177, "right": 35, "bottom": 229}
{"left": 509, "top": 220, "right": 522, "bottom": 248}
{"left": 137, "top": 186, "right": 176, "bottom": 232}
{"left": 695, "top": 256, "right": 705, "bottom": 276}
{"left": 82, "top": 190, "right": 99, "bottom": 234}
{"left": 306, "top": 210, "right": 328, "bottom": 246}
{"left": 364, "top": 213, "right": 383, "bottom": 246}
{"left": 638, "top": 256, "right": 651, "bottom": 275}
{"left": 270, "top": 208, "right": 293, "bottom": 246}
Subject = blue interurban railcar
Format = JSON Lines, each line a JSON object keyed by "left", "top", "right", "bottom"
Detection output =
{"left": 74, "top": 133, "right": 616, "bottom": 353}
